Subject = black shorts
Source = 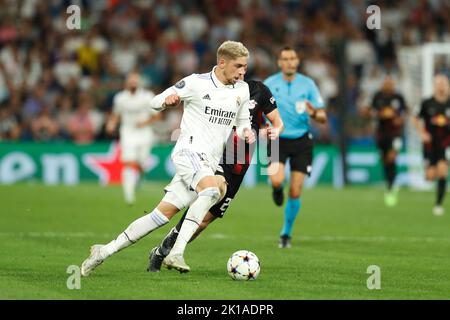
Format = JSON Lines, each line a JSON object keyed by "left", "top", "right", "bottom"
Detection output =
{"left": 277, "top": 133, "right": 313, "bottom": 175}
{"left": 209, "top": 164, "right": 245, "bottom": 218}
{"left": 377, "top": 136, "right": 402, "bottom": 155}
{"left": 423, "top": 142, "right": 448, "bottom": 166}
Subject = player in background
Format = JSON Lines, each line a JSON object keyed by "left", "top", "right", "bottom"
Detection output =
{"left": 106, "top": 72, "right": 161, "bottom": 205}
{"left": 147, "top": 78, "right": 284, "bottom": 272}
{"left": 413, "top": 74, "right": 450, "bottom": 216}
{"left": 264, "top": 46, "right": 327, "bottom": 248}
{"left": 80, "top": 41, "right": 255, "bottom": 276}
{"left": 364, "top": 76, "right": 407, "bottom": 207}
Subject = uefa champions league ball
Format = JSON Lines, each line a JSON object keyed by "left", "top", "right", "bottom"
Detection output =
{"left": 227, "top": 250, "right": 261, "bottom": 281}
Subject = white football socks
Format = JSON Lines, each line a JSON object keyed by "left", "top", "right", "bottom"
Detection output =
{"left": 122, "top": 167, "right": 139, "bottom": 204}
{"left": 101, "top": 208, "right": 169, "bottom": 258}
{"left": 170, "top": 187, "right": 220, "bottom": 256}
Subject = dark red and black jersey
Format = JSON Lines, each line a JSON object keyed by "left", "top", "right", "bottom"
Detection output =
{"left": 247, "top": 80, "right": 277, "bottom": 132}
{"left": 419, "top": 97, "right": 450, "bottom": 148}
{"left": 371, "top": 91, "right": 406, "bottom": 138}
{"left": 222, "top": 80, "right": 277, "bottom": 175}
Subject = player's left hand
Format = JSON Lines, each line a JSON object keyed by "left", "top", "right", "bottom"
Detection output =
{"left": 106, "top": 123, "right": 116, "bottom": 135}
{"left": 164, "top": 94, "right": 181, "bottom": 107}
{"left": 243, "top": 127, "right": 256, "bottom": 144}
{"left": 266, "top": 125, "right": 280, "bottom": 140}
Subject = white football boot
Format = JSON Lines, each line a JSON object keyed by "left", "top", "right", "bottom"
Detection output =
{"left": 163, "top": 253, "right": 191, "bottom": 273}
{"left": 433, "top": 205, "right": 444, "bottom": 216}
{"left": 81, "top": 244, "right": 105, "bottom": 276}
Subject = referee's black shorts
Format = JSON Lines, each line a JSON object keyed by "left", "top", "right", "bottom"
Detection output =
{"left": 276, "top": 133, "right": 313, "bottom": 175}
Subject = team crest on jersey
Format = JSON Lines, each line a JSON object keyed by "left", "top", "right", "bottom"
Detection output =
{"left": 175, "top": 80, "right": 185, "bottom": 89}
{"left": 248, "top": 99, "right": 257, "bottom": 109}
{"left": 236, "top": 96, "right": 241, "bottom": 107}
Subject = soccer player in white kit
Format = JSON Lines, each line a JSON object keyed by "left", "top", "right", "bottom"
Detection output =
{"left": 81, "top": 41, "right": 255, "bottom": 276}
{"left": 106, "top": 72, "right": 161, "bottom": 205}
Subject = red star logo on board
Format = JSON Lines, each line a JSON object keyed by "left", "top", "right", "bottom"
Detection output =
{"left": 83, "top": 142, "right": 160, "bottom": 185}
{"left": 83, "top": 142, "right": 124, "bottom": 185}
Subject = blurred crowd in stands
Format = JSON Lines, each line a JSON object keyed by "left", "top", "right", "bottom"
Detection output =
{"left": 0, "top": 0, "right": 449, "bottom": 145}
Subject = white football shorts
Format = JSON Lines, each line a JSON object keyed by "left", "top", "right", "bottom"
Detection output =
{"left": 161, "top": 149, "right": 215, "bottom": 209}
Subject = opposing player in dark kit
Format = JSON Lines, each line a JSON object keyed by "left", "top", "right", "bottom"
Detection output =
{"left": 413, "top": 74, "right": 450, "bottom": 216}
{"left": 369, "top": 76, "right": 407, "bottom": 207}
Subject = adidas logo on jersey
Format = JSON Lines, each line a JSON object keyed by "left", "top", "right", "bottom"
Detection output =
{"left": 202, "top": 94, "right": 211, "bottom": 100}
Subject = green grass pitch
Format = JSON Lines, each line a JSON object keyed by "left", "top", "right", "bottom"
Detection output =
{"left": 1, "top": 183, "right": 449, "bottom": 299}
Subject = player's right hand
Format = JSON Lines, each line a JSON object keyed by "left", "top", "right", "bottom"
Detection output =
{"left": 164, "top": 94, "right": 181, "bottom": 107}
{"left": 421, "top": 131, "right": 432, "bottom": 143}
{"left": 261, "top": 124, "right": 280, "bottom": 140}
{"left": 243, "top": 127, "right": 256, "bottom": 144}
{"left": 267, "top": 126, "right": 280, "bottom": 140}
{"left": 105, "top": 124, "right": 115, "bottom": 136}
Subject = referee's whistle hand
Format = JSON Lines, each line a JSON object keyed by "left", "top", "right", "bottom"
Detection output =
{"left": 305, "top": 101, "right": 315, "bottom": 115}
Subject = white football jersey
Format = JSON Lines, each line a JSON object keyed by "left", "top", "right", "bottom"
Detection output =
{"left": 150, "top": 67, "right": 251, "bottom": 170}
{"left": 113, "top": 88, "right": 157, "bottom": 144}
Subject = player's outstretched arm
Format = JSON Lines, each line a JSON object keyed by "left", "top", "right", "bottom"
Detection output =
{"left": 136, "top": 112, "right": 163, "bottom": 128}
{"left": 106, "top": 112, "right": 120, "bottom": 135}
{"left": 358, "top": 105, "right": 373, "bottom": 119}
{"left": 150, "top": 76, "right": 193, "bottom": 111}
{"left": 412, "top": 116, "right": 431, "bottom": 143}
{"left": 242, "top": 128, "right": 256, "bottom": 144}
{"left": 235, "top": 97, "right": 255, "bottom": 143}
{"left": 107, "top": 94, "right": 122, "bottom": 135}
{"left": 394, "top": 108, "right": 407, "bottom": 127}
{"left": 265, "top": 109, "right": 284, "bottom": 140}
{"left": 149, "top": 89, "right": 181, "bottom": 111}
{"left": 413, "top": 101, "right": 432, "bottom": 143}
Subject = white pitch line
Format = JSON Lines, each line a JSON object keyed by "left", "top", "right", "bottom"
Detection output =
{"left": 210, "top": 233, "right": 450, "bottom": 243}
{"left": 0, "top": 231, "right": 449, "bottom": 243}
{"left": 0, "top": 231, "right": 112, "bottom": 238}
